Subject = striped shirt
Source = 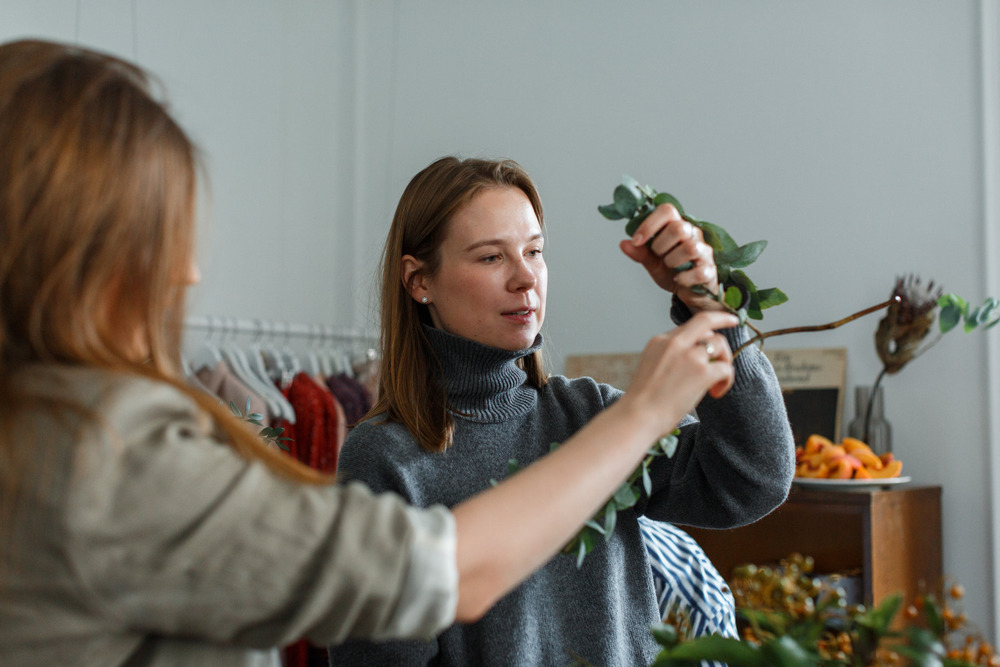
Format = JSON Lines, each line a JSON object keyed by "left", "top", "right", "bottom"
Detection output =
{"left": 639, "top": 517, "right": 737, "bottom": 667}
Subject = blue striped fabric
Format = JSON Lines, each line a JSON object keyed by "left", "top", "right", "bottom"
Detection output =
{"left": 638, "top": 517, "right": 737, "bottom": 667}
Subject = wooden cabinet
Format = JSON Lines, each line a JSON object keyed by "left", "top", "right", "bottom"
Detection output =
{"left": 681, "top": 485, "right": 942, "bottom": 607}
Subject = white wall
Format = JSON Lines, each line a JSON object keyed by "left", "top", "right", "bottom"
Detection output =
{"left": 3, "top": 0, "right": 997, "bottom": 644}
{"left": 2, "top": 0, "right": 362, "bottom": 327}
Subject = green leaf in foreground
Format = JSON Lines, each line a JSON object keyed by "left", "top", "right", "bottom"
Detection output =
{"left": 654, "top": 633, "right": 766, "bottom": 667}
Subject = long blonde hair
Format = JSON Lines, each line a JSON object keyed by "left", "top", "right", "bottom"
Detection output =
{"left": 0, "top": 39, "right": 328, "bottom": 512}
{"left": 369, "top": 156, "right": 548, "bottom": 453}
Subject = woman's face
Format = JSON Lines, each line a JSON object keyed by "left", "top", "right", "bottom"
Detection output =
{"left": 418, "top": 186, "right": 547, "bottom": 351}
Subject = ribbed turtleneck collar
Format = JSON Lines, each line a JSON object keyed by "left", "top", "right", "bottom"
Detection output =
{"left": 424, "top": 326, "right": 541, "bottom": 423}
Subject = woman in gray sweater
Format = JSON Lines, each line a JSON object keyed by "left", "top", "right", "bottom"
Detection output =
{"left": 330, "top": 157, "right": 796, "bottom": 666}
{"left": 0, "top": 40, "right": 741, "bottom": 666}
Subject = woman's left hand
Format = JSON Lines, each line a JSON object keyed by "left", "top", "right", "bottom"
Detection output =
{"left": 619, "top": 203, "right": 724, "bottom": 312}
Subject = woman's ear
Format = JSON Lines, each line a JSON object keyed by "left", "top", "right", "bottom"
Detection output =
{"left": 401, "top": 255, "right": 429, "bottom": 304}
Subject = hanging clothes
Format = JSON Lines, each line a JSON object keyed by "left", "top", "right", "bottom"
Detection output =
{"left": 194, "top": 360, "right": 272, "bottom": 426}
{"left": 277, "top": 373, "right": 344, "bottom": 475}
{"left": 326, "top": 373, "right": 372, "bottom": 427}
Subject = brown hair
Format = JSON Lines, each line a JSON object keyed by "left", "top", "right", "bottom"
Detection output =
{"left": 0, "top": 39, "right": 328, "bottom": 519}
{"left": 369, "top": 156, "right": 548, "bottom": 453}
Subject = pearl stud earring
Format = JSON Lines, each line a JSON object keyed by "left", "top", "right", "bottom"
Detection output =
{"left": 421, "top": 296, "right": 429, "bottom": 304}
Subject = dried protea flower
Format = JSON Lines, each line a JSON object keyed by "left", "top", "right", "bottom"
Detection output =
{"left": 875, "top": 275, "right": 942, "bottom": 374}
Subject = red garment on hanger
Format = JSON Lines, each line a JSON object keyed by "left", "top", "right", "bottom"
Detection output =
{"left": 280, "top": 373, "right": 344, "bottom": 475}
{"left": 275, "top": 372, "right": 346, "bottom": 667}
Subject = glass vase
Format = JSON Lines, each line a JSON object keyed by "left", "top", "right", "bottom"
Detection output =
{"left": 847, "top": 385, "right": 891, "bottom": 456}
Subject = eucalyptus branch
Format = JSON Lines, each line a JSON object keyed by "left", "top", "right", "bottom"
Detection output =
{"left": 229, "top": 398, "right": 293, "bottom": 452}
{"left": 599, "top": 176, "right": 789, "bottom": 327}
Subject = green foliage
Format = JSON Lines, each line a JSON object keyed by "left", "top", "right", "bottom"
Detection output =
{"left": 229, "top": 398, "right": 293, "bottom": 452}
{"left": 937, "top": 293, "right": 1000, "bottom": 334}
{"left": 492, "top": 430, "right": 680, "bottom": 568}
{"left": 599, "top": 176, "right": 788, "bottom": 323}
{"left": 649, "top": 556, "right": 989, "bottom": 667}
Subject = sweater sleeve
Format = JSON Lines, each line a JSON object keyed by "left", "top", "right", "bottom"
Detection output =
{"left": 639, "top": 298, "right": 796, "bottom": 528}
{"left": 65, "top": 377, "right": 458, "bottom": 648}
{"left": 328, "top": 421, "right": 444, "bottom": 665}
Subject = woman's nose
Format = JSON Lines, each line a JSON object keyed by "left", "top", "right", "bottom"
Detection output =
{"left": 508, "top": 258, "right": 537, "bottom": 291}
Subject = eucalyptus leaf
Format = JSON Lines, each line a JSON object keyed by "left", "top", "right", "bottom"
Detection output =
{"left": 652, "top": 191, "right": 686, "bottom": 216}
{"left": 756, "top": 287, "right": 789, "bottom": 310}
{"left": 729, "top": 269, "right": 758, "bottom": 293}
{"left": 612, "top": 482, "right": 641, "bottom": 508}
{"left": 939, "top": 304, "right": 962, "bottom": 333}
{"left": 613, "top": 184, "right": 639, "bottom": 218}
{"left": 724, "top": 285, "right": 744, "bottom": 310}
{"left": 602, "top": 500, "right": 617, "bottom": 538}
{"left": 717, "top": 240, "right": 768, "bottom": 269}
{"left": 620, "top": 174, "right": 643, "bottom": 198}
{"left": 641, "top": 461, "right": 652, "bottom": 496}
{"left": 576, "top": 538, "right": 587, "bottom": 569}
{"left": 965, "top": 306, "right": 981, "bottom": 333}
{"left": 980, "top": 297, "right": 999, "bottom": 319}
{"left": 938, "top": 293, "right": 967, "bottom": 313}
{"left": 658, "top": 433, "right": 678, "bottom": 458}
{"left": 697, "top": 219, "right": 738, "bottom": 254}
{"left": 598, "top": 203, "right": 625, "bottom": 220}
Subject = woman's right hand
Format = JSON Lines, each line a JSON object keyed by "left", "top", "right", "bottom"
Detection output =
{"left": 625, "top": 311, "right": 739, "bottom": 426}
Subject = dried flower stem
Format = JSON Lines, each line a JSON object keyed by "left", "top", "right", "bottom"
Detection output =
{"left": 733, "top": 296, "right": 901, "bottom": 358}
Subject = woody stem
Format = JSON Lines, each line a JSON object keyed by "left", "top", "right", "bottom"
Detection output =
{"left": 733, "top": 297, "right": 899, "bottom": 358}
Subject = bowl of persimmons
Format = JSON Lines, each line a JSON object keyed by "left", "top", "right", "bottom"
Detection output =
{"left": 794, "top": 434, "right": 904, "bottom": 482}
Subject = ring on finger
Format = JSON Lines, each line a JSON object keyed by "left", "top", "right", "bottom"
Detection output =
{"left": 699, "top": 340, "right": 716, "bottom": 358}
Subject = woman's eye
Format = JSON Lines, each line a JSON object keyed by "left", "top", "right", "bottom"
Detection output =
{"left": 482, "top": 254, "right": 500, "bottom": 263}
{"left": 527, "top": 248, "right": 543, "bottom": 258}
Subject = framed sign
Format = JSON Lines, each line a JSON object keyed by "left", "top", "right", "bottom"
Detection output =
{"left": 564, "top": 352, "right": 641, "bottom": 390}
{"left": 762, "top": 347, "right": 847, "bottom": 448}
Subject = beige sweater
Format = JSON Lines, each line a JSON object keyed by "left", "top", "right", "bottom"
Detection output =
{"left": 0, "top": 365, "right": 457, "bottom": 666}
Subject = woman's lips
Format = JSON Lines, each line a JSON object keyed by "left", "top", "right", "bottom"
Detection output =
{"left": 502, "top": 308, "right": 534, "bottom": 323}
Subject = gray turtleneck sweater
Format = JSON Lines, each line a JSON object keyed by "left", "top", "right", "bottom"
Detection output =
{"left": 330, "top": 319, "right": 794, "bottom": 667}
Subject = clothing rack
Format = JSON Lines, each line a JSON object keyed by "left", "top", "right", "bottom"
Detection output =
{"left": 184, "top": 315, "right": 376, "bottom": 345}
